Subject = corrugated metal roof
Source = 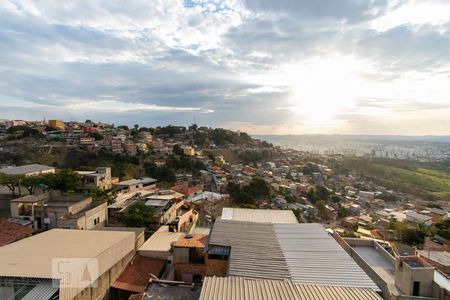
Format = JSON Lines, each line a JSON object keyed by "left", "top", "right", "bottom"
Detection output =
{"left": 209, "top": 220, "right": 290, "bottom": 281}
{"left": 273, "top": 224, "right": 379, "bottom": 290}
{"left": 0, "top": 164, "right": 54, "bottom": 175}
{"left": 208, "top": 220, "right": 379, "bottom": 291}
{"left": 199, "top": 276, "right": 383, "bottom": 300}
{"left": 221, "top": 208, "right": 298, "bottom": 223}
{"left": 144, "top": 199, "right": 168, "bottom": 207}
{"left": 118, "top": 177, "right": 157, "bottom": 186}
{"left": 22, "top": 281, "right": 58, "bottom": 300}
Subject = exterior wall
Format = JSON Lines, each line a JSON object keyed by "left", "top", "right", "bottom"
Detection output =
{"left": 84, "top": 202, "right": 108, "bottom": 230}
{"left": 48, "top": 120, "right": 65, "bottom": 131}
{"left": 205, "top": 256, "right": 228, "bottom": 277}
{"left": 66, "top": 239, "right": 135, "bottom": 300}
{"left": 161, "top": 201, "right": 182, "bottom": 224}
{"left": 72, "top": 250, "right": 135, "bottom": 300}
{"left": 174, "top": 263, "right": 206, "bottom": 281}
{"left": 135, "top": 232, "right": 145, "bottom": 250}
{"left": 173, "top": 247, "right": 189, "bottom": 264}
{"left": 10, "top": 202, "right": 21, "bottom": 218}
{"left": 66, "top": 197, "right": 93, "bottom": 215}
{"left": 125, "top": 183, "right": 143, "bottom": 194}
{"left": 334, "top": 234, "right": 391, "bottom": 300}
{"left": 55, "top": 203, "right": 107, "bottom": 230}
{"left": 177, "top": 209, "right": 198, "bottom": 233}
{"left": 25, "top": 168, "right": 55, "bottom": 177}
{"left": 395, "top": 259, "right": 435, "bottom": 298}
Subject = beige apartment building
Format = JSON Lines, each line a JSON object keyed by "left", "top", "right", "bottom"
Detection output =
{"left": 10, "top": 191, "right": 107, "bottom": 230}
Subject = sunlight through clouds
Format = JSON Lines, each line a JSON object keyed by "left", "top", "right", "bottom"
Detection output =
{"left": 0, "top": 0, "right": 449, "bottom": 134}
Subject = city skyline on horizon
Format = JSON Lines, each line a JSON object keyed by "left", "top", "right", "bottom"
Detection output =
{"left": 1, "top": 0, "right": 450, "bottom": 135}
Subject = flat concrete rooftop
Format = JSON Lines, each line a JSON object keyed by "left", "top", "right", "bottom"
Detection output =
{"left": 353, "top": 246, "right": 401, "bottom": 295}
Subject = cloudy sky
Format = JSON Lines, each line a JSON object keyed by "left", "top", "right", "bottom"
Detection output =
{"left": 1, "top": 0, "right": 450, "bottom": 135}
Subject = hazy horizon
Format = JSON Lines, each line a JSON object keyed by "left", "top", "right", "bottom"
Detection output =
{"left": 1, "top": 0, "right": 450, "bottom": 135}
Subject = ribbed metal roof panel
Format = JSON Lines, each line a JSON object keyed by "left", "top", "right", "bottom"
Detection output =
{"left": 221, "top": 208, "right": 298, "bottom": 223}
{"left": 273, "top": 223, "right": 380, "bottom": 291}
{"left": 209, "top": 220, "right": 291, "bottom": 281}
{"left": 199, "top": 276, "right": 383, "bottom": 300}
{"left": 208, "top": 220, "right": 379, "bottom": 291}
{"left": 22, "top": 281, "right": 58, "bottom": 300}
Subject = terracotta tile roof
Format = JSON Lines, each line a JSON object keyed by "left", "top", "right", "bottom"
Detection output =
{"left": 174, "top": 234, "right": 207, "bottom": 248}
{"left": 171, "top": 185, "right": 202, "bottom": 196}
{"left": 111, "top": 255, "right": 165, "bottom": 293}
{"left": 0, "top": 219, "right": 34, "bottom": 247}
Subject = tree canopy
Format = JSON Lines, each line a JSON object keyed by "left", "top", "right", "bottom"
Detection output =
{"left": 121, "top": 202, "right": 155, "bottom": 228}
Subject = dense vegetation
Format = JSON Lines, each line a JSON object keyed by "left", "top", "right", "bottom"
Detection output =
{"left": 329, "top": 157, "right": 450, "bottom": 201}
{"left": 228, "top": 177, "right": 272, "bottom": 205}
{"left": 238, "top": 149, "right": 273, "bottom": 165}
{"left": 0, "top": 169, "right": 81, "bottom": 196}
{"left": 121, "top": 202, "right": 155, "bottom": 229}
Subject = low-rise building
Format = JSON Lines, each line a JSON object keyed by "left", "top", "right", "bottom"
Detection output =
{"left": 406, "top": 210, "right": 433, "bottom": 226}
{"left": 0, "top": 164, "right": 55, "bottom": 177}
{"left": 359, "top": 191, "right": 375, "bottom": 202}
{"left": 0, "top": 229, "right": 135, "bottom": 300}
{"left": 48, "top": 119, "right": 65, "bottom": 131}
{"left": 123, "top": 141, "right": 137, "bottom": 156}
{"left": 10, "top": 192, "right": 107, "bottom": 230}
{"left": 173, "top": 234, "right": 208, "bottom": 283}
{"left": 78, "top": 167, "right": 112, "bottom": 191}
{"left": 114, "top": 178, "right": 157, "bottom": 194}
{"left": 138, "top": 226, "right": 185, "bottom": 260}
{"left": 182, "top": 146, "right": 195, "bottom": 156}
{"left": 220, "top": 207, "right": 298, "bottom": 223}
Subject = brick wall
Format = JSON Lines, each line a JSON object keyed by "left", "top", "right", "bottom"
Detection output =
{"left": 205, "top": 256, "right": 228, "bottom": 277}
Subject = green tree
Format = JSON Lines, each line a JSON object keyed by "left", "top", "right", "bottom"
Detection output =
{"left": 434, "top": 219, "right": 450, "bottom": 240}
{"left": 118, "top": 125, "right": 129, "bottom": 131}
{"left": 122, "top": 202, "right": 155, "bottom": 228}
{"left": 0, "top": 173, "right": 25, "bottom": 197}
{"left": 401, "top": 228, "right": 426, "bottom": 246}
{"left": 306, "top": 188, "right": 316, "bottom": 203}
{"left": 302, "top": 163, "right": 321, "bottom": 175}
{"left": 21, "top": 175, "right": 43, "bottom": 195}
{"left": 292, "top": 208, "right": 304, "bottom": 223}
{"left": 91, "top": 189, "right": 115, "bottom": 205}
{"left": 43, "top": 169, "right": 81, "bottom": 192}
{"left": 88, "top": 132, "right": 103, "bottom": 141}
{"left": 243, "top": 178, "right": 270, "bottom": 198}
{"left": 337, "top": 206, "right": 350, "bottom": 218}
{"left": 172, "top": 144, "right": 184, "bottom": 156}
{"left": 144, "top": 162, "right": 176, "bottom": 183}
{"left": 189, "top": 123, "right": 198, "bottom": 131}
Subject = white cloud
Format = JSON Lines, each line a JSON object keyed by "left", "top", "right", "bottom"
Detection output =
{"left": 0, "top": 0, "right": 449, "bottom": 134}
{"left": 371, "top": 0, "right": 450, "bottom": 32}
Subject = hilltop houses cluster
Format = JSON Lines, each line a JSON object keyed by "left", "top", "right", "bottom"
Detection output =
{"left": 0, "top": 118, "right": 448, "bottom": 299}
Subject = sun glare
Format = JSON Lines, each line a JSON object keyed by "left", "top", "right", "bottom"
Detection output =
{"left": 286, "top": 56, "right": 368, "bottom": 125}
